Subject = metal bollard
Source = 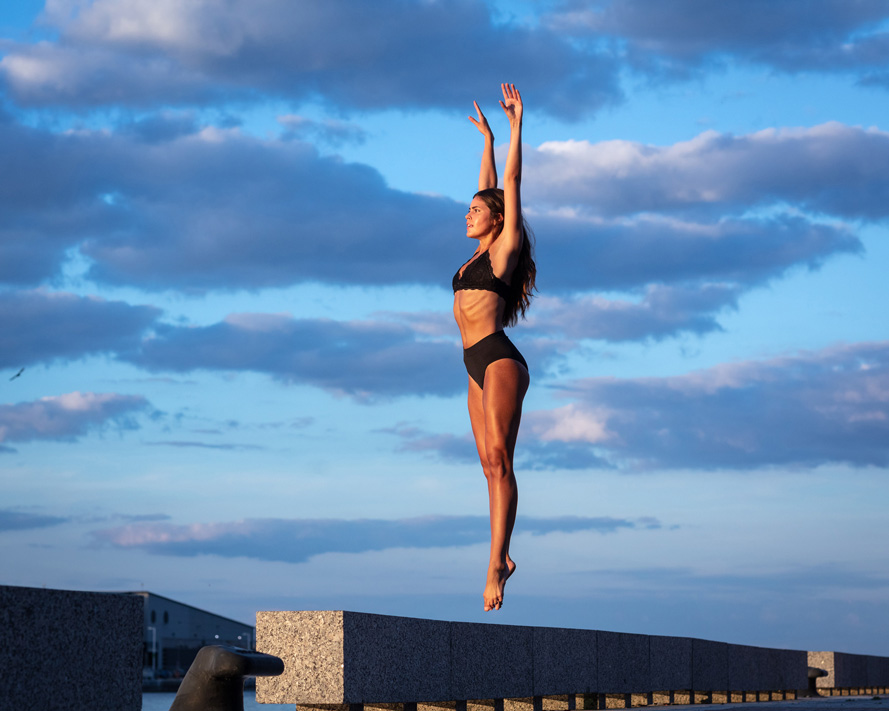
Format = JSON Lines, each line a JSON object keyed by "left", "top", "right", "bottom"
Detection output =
{"left": 803, "top": 666, "right": 828, "bottom": 697}
{"left": 169, "top": 644, "right": 285, "bottom": 711}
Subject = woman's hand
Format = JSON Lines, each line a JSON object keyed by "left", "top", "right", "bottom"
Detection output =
{"left": 499, "top": 83, "right": 523, "bottom": 127}
{"left": 468, "top": 100, "right": 494, "bottom": 139}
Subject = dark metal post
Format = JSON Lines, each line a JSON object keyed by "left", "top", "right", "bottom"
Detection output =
{"left": 803, "top": 666, "right": 828, "bottom": 697}
{"left": 169, "top": 644, "right": 284, "bottom": 711}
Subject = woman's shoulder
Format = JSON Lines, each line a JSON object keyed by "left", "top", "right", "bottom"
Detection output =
{"left": 489, "top": 230, "right": 522, "bottom": 264}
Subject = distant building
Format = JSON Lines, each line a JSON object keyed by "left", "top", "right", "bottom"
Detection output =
{"left": 129, "top": 591, "right": 254, "bottom": 678}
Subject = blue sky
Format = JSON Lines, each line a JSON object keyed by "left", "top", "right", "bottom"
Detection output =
{"left": 1, "top": 0, "right": 888, "bottom": 656}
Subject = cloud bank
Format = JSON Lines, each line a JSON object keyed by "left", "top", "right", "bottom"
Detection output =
{"left": 547, "top": 0, "right": 889, "bottom": 79}
{"left": 526, "top": 123, "right": 889, "bottom": 220}
{"left": 0, "top": 0, "right": 619, "bottom": 117}
{"left": 92, "top": 514, "right": 663, "bottom": 563}
{"left": 130, "top": 313, "right": 463, "bottom": 400}
{"left": 526, "top": 341, "right": 889, "bottom": 470}
{"left": 0, "top": 290, "right": 158, "bottom": 367}
{"left": 0, "top": 510, "right": 69, "bottom": 532}
{"left": 0, "top": 392, "right": 150, "bottom": 450}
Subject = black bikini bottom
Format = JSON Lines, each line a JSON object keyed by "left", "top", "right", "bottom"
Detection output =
{"left": 462, "top": 330, "right": 528, "bottom": 389}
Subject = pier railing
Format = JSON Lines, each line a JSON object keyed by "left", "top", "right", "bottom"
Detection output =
{"left": 256, "top": 611, "right": 889, "bottom": 709}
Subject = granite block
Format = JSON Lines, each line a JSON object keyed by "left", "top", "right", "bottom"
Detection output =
{"left": 868, "top": 654, "right": 889, "bottom": 686}
{"left": 773, "top": 649, "right": 807, "bottom": 691}
{"left": 650, "top": 691, "right": 671, "bottom": 705}
{"left": 727, "top": 644, "right": 778, "bottom": 691}
{"left": 726, "top": 644, "right": 804, "bottom": 692}
{"left": 343, "top": 610, "right": 451, "bottom": 702}
{"left": 256, "top": 611, "right": 451, "bottom": 704}
{"left": 532, "top": 626, "right": 597, "bottom": 695}
{"left": 602, "top": 692, "right": 629, "bottom": 708}
{"left": 649, "top": 635, "right": 691, "bottom": 691}
{"left": 466, "top": 701, "right": 499, "bottom": 711}
{"left": 835, "top": 652, "right": 869, "bottom": 688}
{"left": 257, "top": 609, "right": 889, "bottom": 706}
{"left": 451, "top": 622, "right": 534, "bottom": 700}
{"left": 690, "top": 638, "right": 727, "bottom": 692}
{"left": 257, "top": 610, "right": 346, "bottom": 703}
{"left": 811, "top": 651, "right": 873, "bottom": 689}
{"left": 540, "top": 693, "right": 572, "bottom": 710}
{"left": 0, "top": 584, "right": 143, "bottom": 711}
{"left": 597, "top": 631, "right": 650, "bottom": 694}
{"left": 758, "top": 647, "right": 785, "bottom": 690}
{"left": 809, "top": 651, "right": 836, "bottom": 689}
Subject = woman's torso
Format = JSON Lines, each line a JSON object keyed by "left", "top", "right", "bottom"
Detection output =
{"left": 453, "top": 248, "right": 512, "bottom": 348}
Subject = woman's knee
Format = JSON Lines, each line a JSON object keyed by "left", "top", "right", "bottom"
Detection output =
{"left": 483, "top": 445, "right": 512, "bottom": 479}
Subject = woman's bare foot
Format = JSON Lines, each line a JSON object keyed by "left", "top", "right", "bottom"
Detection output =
{"left": 483, "top": 558, "right": 517, "bottom": 611}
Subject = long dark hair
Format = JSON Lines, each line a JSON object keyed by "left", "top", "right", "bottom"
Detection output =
{"left": 474, "top": 188, "right": 536, "bottom": 327}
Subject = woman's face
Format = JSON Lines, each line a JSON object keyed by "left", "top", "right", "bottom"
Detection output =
{"left": 465, "top": 197, "right": 502, "bottom": 239}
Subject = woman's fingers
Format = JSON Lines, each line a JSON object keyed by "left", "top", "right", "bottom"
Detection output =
{"left": 469, "top": 100, "right": 494, "bottom": 134}
{"left": 500, "top": 83, "right": 522, "bottom": 106}
{"left": 468, "top": 106, "right": 480, "bottom": 126}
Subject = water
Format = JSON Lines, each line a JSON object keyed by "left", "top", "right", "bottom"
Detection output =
{"left": 142, "top": 690, "right": 292, "bottom": 710}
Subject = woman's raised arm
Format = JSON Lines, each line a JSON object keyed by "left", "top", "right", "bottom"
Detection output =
{"left": 468, "top": 100, "right": 498, "bottom": 191}
{"left": 499, "top": 83, "right": 524, "bottom": 254}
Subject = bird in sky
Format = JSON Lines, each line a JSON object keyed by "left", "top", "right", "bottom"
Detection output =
{"left": 9, "top": 368, "right": 24, "bottom": 381}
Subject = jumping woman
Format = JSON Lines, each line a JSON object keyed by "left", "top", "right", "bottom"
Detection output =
{"left": 453, "top": 84, "right": 536, "bottom": 611}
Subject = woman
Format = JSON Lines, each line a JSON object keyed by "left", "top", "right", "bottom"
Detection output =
{"left": 453, "top": 84, "right": 536, "bottom": 611}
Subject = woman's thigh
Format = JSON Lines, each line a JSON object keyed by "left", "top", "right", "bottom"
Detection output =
{"left": 482, "top": 359, "right": 529, "bottom": 457}
{"left": 467, "top": 376, "right": 488, "bottom": 466}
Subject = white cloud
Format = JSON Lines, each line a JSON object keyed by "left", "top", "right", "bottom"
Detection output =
{"left": 546, "top": 0, "right": 889, "bottom": 77}
{"left": 526, "top": 404, "right": 613, "bottom": 445}
{"left": 0, "top": 391, "right": 150, "bottom": 446}
{"left": 91, "top": 514, "right": 658, "bottom": 562}
{"left": 523, "top": 341, "right": 889, "bottom": 470}
{"left": 2, "top": 0, "right": 620, "bottom": 116}
{"left": 0, "top": 290, "right": 158, "bottom": 368}
{"left": 526, "top": 123, "right": 889, "bottom": 219}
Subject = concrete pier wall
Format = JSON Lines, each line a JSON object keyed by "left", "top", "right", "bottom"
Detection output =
{"left": 256, "top": 610, "right": 889, "bottom": 708}
{"left": 809, "top": 650, "right": 889, "bottom": 692}
{"left": 0, "top": 584, "right": 143, "bottom": 711}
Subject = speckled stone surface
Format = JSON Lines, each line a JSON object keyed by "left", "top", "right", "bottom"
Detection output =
{"left": 256, "top": 611, "right": 346, "bottom": 703}
{"left": 256, "top": 610, "right": 888, "bottom": 705}
{"left": 0, "top": 584, "right": 143, "bottom": 711}
{"left": 838, "top": 652, "right": 870, "bottom": 688}
{"left": 343, "top": 611, "right": 451, "bottom": 702}
{"left": 774, "top": 648, "right": 808, "bottom": 691}
{"left": 257, "top": 611, "right": 451, "bottom": 704}
{"left": 728, "top": 644, "right": 774, "bottom": 692}
{"left": 869, "top": 654, "right": 889, "bottom": 686}
{"left": 451, "top": 622, "right": 534, "bottom": 700}
{"left": 649, "top": 635, "right": 691, "bottom": 692}
{"left": 690, "top": 638, "right": 728, "bottom": 692}
{"left": 809, "top": 650, "right": 887, "bottom": 689}
{"left": 808, "top": 651, "right": 836, "bottom": 688}
{"left": 727, "top": 644, "right": 806, "bottom": 692}
{"left": 532, "top": 626, "right": 596, "bottom": 696}
{"left": 597, "top": 631, "right": 650, "bottom": 694}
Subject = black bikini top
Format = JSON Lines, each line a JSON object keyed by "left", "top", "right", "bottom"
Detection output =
{"left": 452, "top": 250, "right": 511, "bottom": 301}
